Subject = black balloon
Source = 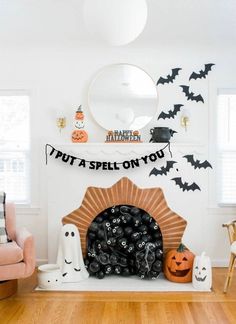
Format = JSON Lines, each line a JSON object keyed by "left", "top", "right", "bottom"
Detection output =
{"left": 86, "top": 204, "right": 163, "bottom": 280}
{"left": 96, "top": 271, "right": 105, "bottom": 279}
{"left": 124, "top": 226, "right": 133, "bottom": 237}
{"left": 89, "top": 261, "right": 100, "bottom": 273}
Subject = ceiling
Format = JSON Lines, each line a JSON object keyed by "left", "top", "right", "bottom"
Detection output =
{"left": 0, "top": 0, "right": 235, "bottom": 48}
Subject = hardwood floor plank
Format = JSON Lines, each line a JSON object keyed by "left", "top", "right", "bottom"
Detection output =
{"left": 0, "top": 268, "right": 235, "bottom": 324}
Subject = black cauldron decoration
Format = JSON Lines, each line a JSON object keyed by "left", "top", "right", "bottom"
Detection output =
{"left": 150, "top": 127, "right": 177, "bottom": 143}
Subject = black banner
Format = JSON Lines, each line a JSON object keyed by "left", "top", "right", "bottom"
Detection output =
{"left": 45, "top": 143, "right": 172, "bottom": 171}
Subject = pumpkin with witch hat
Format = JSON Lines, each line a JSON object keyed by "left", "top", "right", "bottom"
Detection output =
{"left": 71, "top": 105, "right": 88, "bottom": 143}
{"left": 163, "top": 243, "right": 195, "bottom": 283}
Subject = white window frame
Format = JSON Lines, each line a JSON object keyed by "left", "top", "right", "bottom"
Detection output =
{"left": 0, "top": 90, "right": 31, "bottom": 204}
{"left": 217, "top": 88, "right": 236, "bottom": 206}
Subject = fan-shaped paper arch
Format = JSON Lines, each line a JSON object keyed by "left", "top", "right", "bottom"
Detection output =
{"left": 62, "top": 177, "right": 187, "bottom": 256}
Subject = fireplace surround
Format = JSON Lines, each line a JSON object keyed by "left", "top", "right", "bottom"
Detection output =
{"left": 62, "top": 177, "right": 187, "bottom": 257}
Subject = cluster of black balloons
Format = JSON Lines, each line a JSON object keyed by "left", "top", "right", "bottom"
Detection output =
{"left": 85, "top": 205, "right": 163, "bottom": 280}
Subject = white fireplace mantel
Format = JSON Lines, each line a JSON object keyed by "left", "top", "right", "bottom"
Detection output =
{"left": 46, "top": 141, "right": 208, "bottom": 263}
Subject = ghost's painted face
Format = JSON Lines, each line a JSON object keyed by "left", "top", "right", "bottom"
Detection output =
{"left": 65, "top": 231, "right": 75, "bottom": 237}
{"left": 62, "top": 224, "right": 78, "bottom": 242}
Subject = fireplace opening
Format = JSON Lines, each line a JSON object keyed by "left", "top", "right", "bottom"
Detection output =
{"left": 85, "top": 204, "right": 163, "bottom": 280}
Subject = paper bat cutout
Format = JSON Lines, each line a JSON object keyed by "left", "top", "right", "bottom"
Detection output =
{"left": 171, "top": 177, "right": 201, "bottom": 192}
{"left": 183, "top": 155, "right": 212, "bottom": 169}
{"left": 180, "top": 85, "right": 204, "bottom": 103}
{"left": 156, "top": 68, "right": 182, "bottom": 86}
{"left": 189, "top": 63, "right": 215, "bottom": 81}
{"left": 149, "top": 161, "right": 177, "bottom": 177}
{"left": 158, "top": 104, "right": 184, "bottom": 120}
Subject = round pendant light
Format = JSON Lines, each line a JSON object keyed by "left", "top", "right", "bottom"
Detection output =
{"left": 83, "top": 0, "right": 148, "bottom": 46}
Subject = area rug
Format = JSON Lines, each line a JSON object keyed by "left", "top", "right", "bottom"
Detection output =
{"left": 35, "top": 273, "right": 211, "bottom": 292}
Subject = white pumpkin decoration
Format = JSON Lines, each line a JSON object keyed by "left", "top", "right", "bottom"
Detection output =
{"left": 192, "top": 252, "right": 212, "bottom": 290}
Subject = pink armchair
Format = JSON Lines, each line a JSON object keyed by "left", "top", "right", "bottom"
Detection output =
{"left": 0, "top": 203, "right": 36, "bottom": 298}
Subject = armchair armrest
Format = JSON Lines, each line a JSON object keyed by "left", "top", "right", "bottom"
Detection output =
{"left": 15, "top": 227, "right": 36, "bottom": 275}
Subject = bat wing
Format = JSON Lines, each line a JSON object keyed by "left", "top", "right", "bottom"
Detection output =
{"left": 180, "top": 85, "right": 189, "bottom": 96}
{"left": 171, "top": 177, "right": 184, "bottom": 190}
{"left": 169, "top": 129, "right": 177, "bottom": 137}
{"left": 166, "top": 161, "right": 177, "bottom": 172}
{"left": 172, "top": 104, "right": 183, "bottom": 117}
{"left": 187, "top": 182, "right": 201, "bottom": 192}
{"left": 157, "top": 111, "right": 169, "bottom": 120}
{"left": 149, "top": 167, "right": 162, "bottom": 176}
{"left": 156, "top": 76, "right": 168, "bottom": 86}
{"left": 183, "top": 155, "right": 195, "bottom": 166}
{"left": 193, "top": 94, "right": 204, "bottom": 103}
{"left": 204, "top": 63, "right": 215, "bottom": 74}
{"left": 198, "top": 160, "right": 213, "bottom": 169}
{"left": 171, "top": 68, "right": 182, "bottom": 79}
{"left": 189, "top": 72, "right": 199, "bottom": 81}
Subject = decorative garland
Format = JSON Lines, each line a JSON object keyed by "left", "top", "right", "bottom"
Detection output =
{"left": 45, "top": 143, "right": 172, "bottom": 171}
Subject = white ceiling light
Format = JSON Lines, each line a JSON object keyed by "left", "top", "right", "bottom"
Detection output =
{"left": 83, "top": 0, "right": 148, "bottom": 46}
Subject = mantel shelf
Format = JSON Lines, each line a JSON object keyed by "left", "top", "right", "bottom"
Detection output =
{"left": 48, "top": 142, "right": 205, "bottom": 147}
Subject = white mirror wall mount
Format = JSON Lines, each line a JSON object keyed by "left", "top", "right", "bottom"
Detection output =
{"left": 83, "top": 0, "right": 148, "bottom": 46}
{"left": 88, "top": 64, "right": 158, "bottom": 130}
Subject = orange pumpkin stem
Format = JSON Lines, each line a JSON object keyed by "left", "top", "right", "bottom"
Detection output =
{"left": 177, "top": 243, "right": 186, "bottom": 253}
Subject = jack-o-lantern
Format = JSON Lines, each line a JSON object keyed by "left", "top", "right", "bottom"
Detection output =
{"left": 71, "top": 130, "right": 88, "bottom": 143}
{"left": 164, "top": 243, "right": 195, "bottom": 283}
{"left": 192, "top": 252, "right": 212, "bottom": 290}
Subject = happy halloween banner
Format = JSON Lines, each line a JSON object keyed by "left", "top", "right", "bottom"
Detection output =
{"left": 45, "top": 143, "right": 172, "bottom": 171}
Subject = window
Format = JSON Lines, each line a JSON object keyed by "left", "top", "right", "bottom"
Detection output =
{"left": 217, "top": 89, "right": 236, "bottom": 205}
{"left": 0, "top": 92, "right": 30, "bottom": 203}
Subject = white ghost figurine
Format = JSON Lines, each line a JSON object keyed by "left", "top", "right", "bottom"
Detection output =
{"left": 57, "top": 224, "right": 89, "bottom": 282}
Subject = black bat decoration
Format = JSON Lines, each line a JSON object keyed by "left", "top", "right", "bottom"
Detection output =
{"left": 170, "top": 129, "right": 177, "bottom": 137}
{"left": 189, "top": 63, "right": 215, "bottom": 81}
{"left": 156, "top": 68, "right": 182, "bottom": 86}
{"left": 183, "top": 155, "right": 213, "bottom": 169}
{"left": 149, "top": 161, "right": 177, "bottom": 177}
{"left": 180, "top": 85, "right": 204, "bottom": 103}
{"left": 158, "top": 104, "right": 184, "bottom": 120}
{"left": 171, "top": 177, "right": 201, "bottom": 192}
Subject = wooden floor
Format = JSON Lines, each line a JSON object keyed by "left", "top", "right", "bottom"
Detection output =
{"left": 0, "top": 268, "right": 236, "bottom": 324}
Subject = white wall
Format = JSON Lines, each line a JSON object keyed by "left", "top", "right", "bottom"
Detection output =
{"left": 0, "top": 43, "right": 236, "bottom": 265}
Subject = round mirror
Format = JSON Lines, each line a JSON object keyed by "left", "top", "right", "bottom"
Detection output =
{"left": 88, "top": 64, "right": 158, "bottom": 130}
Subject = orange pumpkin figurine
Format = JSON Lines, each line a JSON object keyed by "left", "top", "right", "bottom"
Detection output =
{"left": 71, "top": 105, "right": 88, "bottom": 143}
{"left": 163, "top": 243, "right": 195, "bottom": 283}
{"left": 72, "top": 130, "right": 88, "bottom": 143}
{"left": 75, "top": 105, "right": 84, "bottom": 120}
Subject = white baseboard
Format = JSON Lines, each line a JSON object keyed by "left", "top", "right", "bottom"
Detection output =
{"left": 210, "top": 259, "right": 229, "bottom": 267}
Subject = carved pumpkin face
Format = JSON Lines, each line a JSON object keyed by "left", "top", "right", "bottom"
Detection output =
{"left": 71, "top": 130, "right": 88, "bottom": 143}
{"left": 192, "top": 252, "right": 212, "bottom": 290}
{"left": 164, "top": 244, "right": 195, "bottom": 283}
